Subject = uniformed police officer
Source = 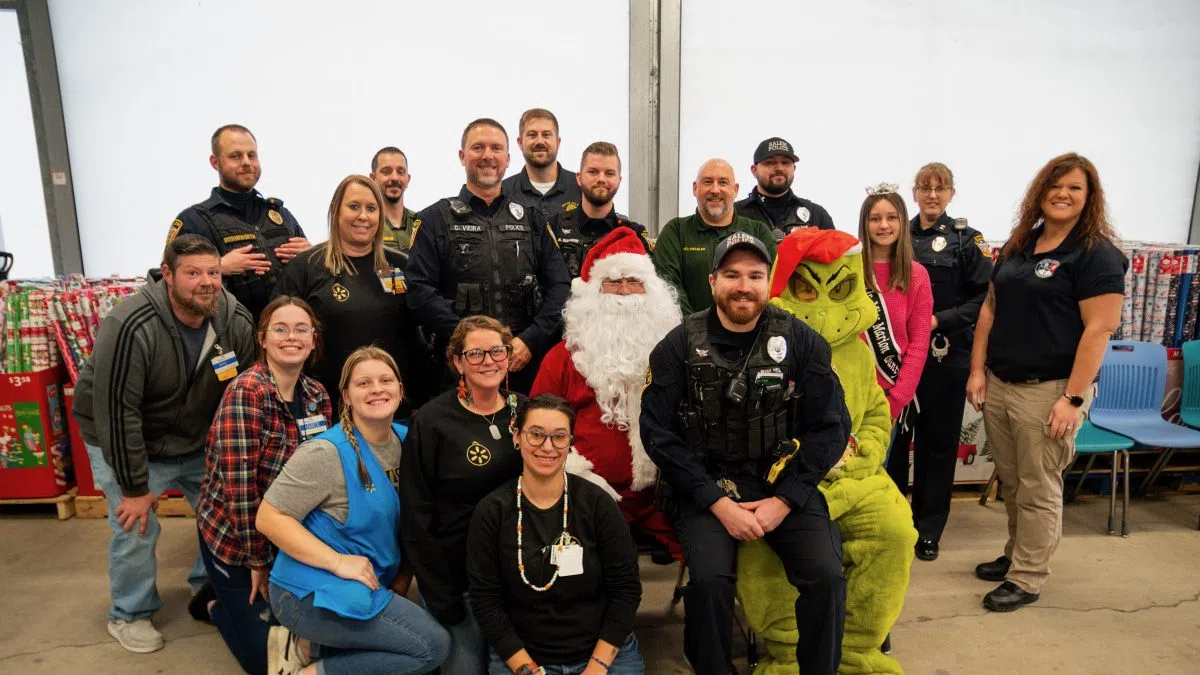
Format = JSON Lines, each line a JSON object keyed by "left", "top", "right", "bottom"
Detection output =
{"left": 369, "top": 146, "right": 417, "bottom": 252}
{"left": 168, "top": 124, "right": 309, "bottom": 321}
{"left": 641, "top": 232, "right": 850, "bottom": 675}
{"left": 551, "top": 141, "right": 651, "bottom": 278}
{"left": 406, "top": 118, "right": 571, "bottom": 394}
{"left": 734, "top": 137, "right": 835, "bottom": 242}
{"left": 500, "top": 108, "right": 583, "bottom": 217}
{"left": 885, "top": 162, "right": 992, "bottom": 562}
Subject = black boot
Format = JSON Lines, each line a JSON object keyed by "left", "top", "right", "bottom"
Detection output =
{"left": 881, "top": 633, "right": 892, "bottom": 655}
{"left": 974, "top": 555, "right": 1011, "bottom": 582}
{"left": 983, "top": 581, "right": 1039, "bottom": 612}
{"left": 915, "top": 538, "right": 939, "bottom": 561}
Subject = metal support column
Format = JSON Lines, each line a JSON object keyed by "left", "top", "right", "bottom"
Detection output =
{"left": 629, "top": 0, "right": 681, "bottom": 236}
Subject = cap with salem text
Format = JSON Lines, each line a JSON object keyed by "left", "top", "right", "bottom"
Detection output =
{"left": 712, "top": 231, "right": 772, "bottom": 272}
{"left": 753, "top": 137, "right": 799, "bottom": 164}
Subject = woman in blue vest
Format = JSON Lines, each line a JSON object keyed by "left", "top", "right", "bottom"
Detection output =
{"left": 256, "top": 346, "right": 449, "bottom": 674}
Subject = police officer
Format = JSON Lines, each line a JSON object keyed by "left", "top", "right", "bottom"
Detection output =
{"left": 551, "top": 141, "right": 651, "bottom": 278}
{"left": 885, "top": 162, "right": 992, "bottom": 562}
{"left": 641, "top": 232, "right": 850, "bottom": 675}
{"left": 168, "top": 124, "right": 309, "bottom": 322}
{"left": 501, "top": 108, "right": 583, "bottom": 217}
{"left": 406, "top": 118, "right": 571, "bottom": 394}
{"left": 369, "top": 146, "right": 418, "bottom": 252}
{"left": 734, "top": 137, "right": 835, "bottom": 242}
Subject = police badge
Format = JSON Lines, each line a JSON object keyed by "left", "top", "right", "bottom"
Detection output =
{"left": 268, "top": 209, "right": 283, "bottom": 225}
{"left": 932, "top": 236, "right": 947, "bottom": 252}
{"left": 796, "top": 206, "right": 810, "bottom": 223}
{"left": 767, "top": 335, "right": 787, "bottom": 363}
{"left": 509, "top": 202, "right": 524, "bottom": 219}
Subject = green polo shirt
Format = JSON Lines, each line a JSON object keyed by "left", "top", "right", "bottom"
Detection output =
{"left": 382, "top": 207, "right": 417, "bottom": 252}
{"left": 651, "top": 212, "right": 777, "bottom": 315}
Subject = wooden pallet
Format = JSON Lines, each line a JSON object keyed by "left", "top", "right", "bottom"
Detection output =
{"left": 0, "top": 487, "right": 78, "bottom": 520}
{"left": 75, "top": 494, "right": 195, "bottom": 519}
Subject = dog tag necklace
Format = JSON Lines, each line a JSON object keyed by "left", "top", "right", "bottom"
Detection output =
{"left": 480, "top": 410, "right": 502, "bottom": 440}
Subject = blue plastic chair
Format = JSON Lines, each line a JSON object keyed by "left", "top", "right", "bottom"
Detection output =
{"left": 1176, "top": 340, "right": 1200, "bottom": 529}
{"left": 1089, "top": 341, "right": 1200, "bottom": 501}
{"left": 1067, "top": 420, "right": 1134, "bottom": 536}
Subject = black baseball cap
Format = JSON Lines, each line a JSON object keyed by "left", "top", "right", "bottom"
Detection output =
{"left": 712, "top": 231, "right": 772, "bottom": 271}
{"left": 753, "top": 137, "right": 799, "bottom": 164}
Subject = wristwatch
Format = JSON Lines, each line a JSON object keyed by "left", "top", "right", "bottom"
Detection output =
{"left": 1063, "top": 393, "right": 1084, "bottom": 408}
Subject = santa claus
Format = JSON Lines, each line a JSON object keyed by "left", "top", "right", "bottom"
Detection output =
{"left": 531, "top": 226, "right": 683, "bottom": 561}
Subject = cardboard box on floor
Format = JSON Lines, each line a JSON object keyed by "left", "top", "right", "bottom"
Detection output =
{"left": 0, "top": 366, "right": 73, "bottom": 499}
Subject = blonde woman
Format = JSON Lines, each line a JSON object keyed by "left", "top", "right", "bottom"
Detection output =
{"left": 257, "top": 347, "right": 449, "bottom": 674}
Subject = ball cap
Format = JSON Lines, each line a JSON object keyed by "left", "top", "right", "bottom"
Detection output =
{"left": 712, "top": 231, "right": 772, "bottom": 272}
{"left": 753, "top": 137, "right": 799, "bottom": 164}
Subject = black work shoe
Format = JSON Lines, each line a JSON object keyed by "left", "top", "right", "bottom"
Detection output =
{"left": 881, "top": 633, "right": 892, "bottom": 655}
{"left": 974, "top": 555, "right": 1011, "bottom": 582}
{"left": 187, "top": 582, "right": 215, "bottom": 622}
{"left": 982, "top": 581, "right": 1039, "bottom": 612}
{"left": 915, "top": 538, "right": 939, "bottom": 561}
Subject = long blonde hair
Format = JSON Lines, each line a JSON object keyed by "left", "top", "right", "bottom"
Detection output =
{"left": 338, "top": 346, "right": 404, "bottom": 490}
{"left": 858, "top": 192, "right": 915, "bottom": 293}
{"left": 314, "top": 175, "right": 389, "bottom": 277}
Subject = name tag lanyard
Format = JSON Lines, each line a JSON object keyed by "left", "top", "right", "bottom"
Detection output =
{"left": 515, "top": 472, "right": 574, "bottom": 592}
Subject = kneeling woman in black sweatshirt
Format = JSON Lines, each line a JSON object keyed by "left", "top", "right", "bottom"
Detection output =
{"left": 468, "top": 394, "right": 644, "bottom": 674}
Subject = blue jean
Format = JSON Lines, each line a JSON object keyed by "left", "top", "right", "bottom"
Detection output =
{"left": 199, "top": 539, "right": 273, "bottom": 674}
{"left": 440, "top": 592, "right": 487, "bottom": 675}
{"left": 85, "top": 443, "right": 206, "bottom": 622}
{"left": 270, "top": 583, "right": 449, "bottom": 675}
{"left": 487, "top": 633, "right": 644, "bottom": 674}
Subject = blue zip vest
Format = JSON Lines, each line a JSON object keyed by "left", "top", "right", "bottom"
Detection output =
{"left": 270, "top": 422, "right": 408, "bottom": 620}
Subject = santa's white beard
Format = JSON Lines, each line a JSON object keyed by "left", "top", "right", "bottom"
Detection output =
{"left": 563, "top": 276, "right": 681, "bottom": 490}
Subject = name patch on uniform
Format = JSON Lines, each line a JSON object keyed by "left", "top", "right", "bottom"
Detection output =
{"left": 1035, "top": 259, "right": 1060, "bottom": 278}
{"left": 501, "top": 224, "right": 530, "bottom": 232}
{"left": 223, "top": 233, "right": 257, "bottom": 244}
{"left": 683, "top": 246, "right": 708, "bottom": 253}
{"left": 210, "top": 351, "right": 239, "bottom": 381}
{"left": 451, "top": 224, "right": 483, "bottom": 232}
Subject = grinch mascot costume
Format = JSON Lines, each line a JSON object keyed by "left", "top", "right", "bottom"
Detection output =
{"left": 736, "top": 228, "right": 917, "bottom": 674}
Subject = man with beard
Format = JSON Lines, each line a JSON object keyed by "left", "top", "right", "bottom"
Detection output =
{"left": 168, "top": 124, "right": 309, "bottom": 322}
{"left": 641, "top": 232, "right": 850, "bottom": 675}
{"left": 550, "top": 142, "right": 652, "bottom": 278}
{"left": 369, "top": 146, "right": 417, "bottom": 251}
{"left": 72, "top": 235, "right": 256, "bottom": 654}
{"left": 653, "top": 158, "right": 778, "bottom": 315}
{"left": 407, "top": 118, "right": 571, "bottom": 394}
{"left": 735, "top": 136, "right": 835, "bottom": 241}
{"left": 531, "top": 226, "right": 682, "bottom": 562}
{"left": 501, "top": 108, "right": 583, "bottom": 217}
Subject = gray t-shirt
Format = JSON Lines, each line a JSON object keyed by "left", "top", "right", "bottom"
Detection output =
{"left": 174, "top": 316, "right": 209, "bottom": 374}
{"left": 264, "top": 432, "right": 402, "bottom": 524}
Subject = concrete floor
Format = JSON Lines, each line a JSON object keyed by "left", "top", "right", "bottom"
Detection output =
{"left": 1, "top": 494, "right": 1198, "bottom": 674}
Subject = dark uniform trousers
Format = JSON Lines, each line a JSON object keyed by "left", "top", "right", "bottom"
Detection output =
{"left": 675, "top": 475, "right": 845, "bottom": 675}
{"left": 888, "top": 348, "right": 971, "bottom": 541}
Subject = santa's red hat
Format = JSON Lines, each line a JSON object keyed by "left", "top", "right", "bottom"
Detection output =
{"left": 580, "top": 226, "right": 654, "bottom": 283}
{"left": 769, "top": 228, "right": 863, "bottom": 298}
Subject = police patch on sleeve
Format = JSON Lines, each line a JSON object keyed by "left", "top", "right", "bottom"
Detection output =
{"left": 509, "top": 202, "right": 525, "bottom": 220}
{"left": 640, "top": 229, "right": 656, "bottom": 253}
{"left": 166, "top": 219, "right": 183, "bottom": 243}
{"left": 974, "top": 233, "right": 992, "bottom": 258}
{"left": 642, "top": 366, "right": 653, "bottom": 393}
{"left": 409, "top": 218, "right": 422, "bottom": 243}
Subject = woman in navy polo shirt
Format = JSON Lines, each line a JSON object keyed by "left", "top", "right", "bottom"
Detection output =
{"left": 966, "top": 153, "right": 1126, "bottom": 613}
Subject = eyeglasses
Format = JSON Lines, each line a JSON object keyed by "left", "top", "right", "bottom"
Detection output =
{"left": 520, "top": 429, "right": 573, "bottom": 449}
{"left": 267, "top": 325, "right": 314, "bottom": 338}
{"left": 600, "top": 277, "right": 646, "bottom": 291}
{"left": 914, "top": 186, "right": 952, "bottom": 196}
{"left": 460, "top": 345, "right": 511, "bottom": 365}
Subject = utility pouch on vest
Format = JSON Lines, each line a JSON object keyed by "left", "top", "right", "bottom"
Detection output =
{"left": 454, "top": 283, "right": 484, "bottom": 314}
{"left": 516, "top": 274, "right": 542, "bottom": 316}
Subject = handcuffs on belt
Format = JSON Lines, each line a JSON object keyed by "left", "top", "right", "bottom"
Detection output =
{"left": 931, "top": 333, "right": 950, "bottom": 363}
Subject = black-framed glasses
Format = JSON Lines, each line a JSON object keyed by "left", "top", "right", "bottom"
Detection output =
{"left": 520, "top": 429, "right": 573, "bottom": 449}
{"left": 459, "top": 345, "right": 511, "bottom": 365}
{"left": 914, "top": 185, "right": 952, "bottom": 196}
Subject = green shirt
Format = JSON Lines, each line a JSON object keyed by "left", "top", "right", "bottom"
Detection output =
{"left": 651, "top": 212, "right": 777, "bottom": 315}
{"left": 382, "top": 207, "right": 417, "bottom": 252}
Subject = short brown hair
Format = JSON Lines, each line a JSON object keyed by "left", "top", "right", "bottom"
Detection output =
{"left": 445, "top": 315, "right": 513, "bottom": 364}
{"left": 580, "top": 141, "right": 621, "bottom": 172}
{"left": 461, "top": 118, "right": 508, "bottom": 149}
{"left": 211, "top": 124, "right": 255, "bottom": 156}
{"left": 256, "top": 295, "right": 324, "bottom": 368}
{"left": 371, "top": 146, "right": 407, "bottom": 172}
{"left": 914, "top": 162, "right": 954, "bottom": 189}
{"left": 519, "top": 108, "right": 559, "bottom": 135}
{"left": 163, "top": 234, "right": 218, "bottom": 271}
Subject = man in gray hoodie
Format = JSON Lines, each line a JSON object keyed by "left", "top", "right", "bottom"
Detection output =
{"left": 73, "top": 234, "right": 256, "bottom": 654}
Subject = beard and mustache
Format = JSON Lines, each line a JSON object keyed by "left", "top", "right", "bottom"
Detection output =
{"left": 171, "top": 286, "right": 220, "bottom": 318}
{"left": 757, "top": 172, "right": 793, "bottom": 196}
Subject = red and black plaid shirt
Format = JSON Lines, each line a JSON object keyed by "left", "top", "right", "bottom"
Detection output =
{"left": 197, "top": 361, "right": 332, "bottom": 568}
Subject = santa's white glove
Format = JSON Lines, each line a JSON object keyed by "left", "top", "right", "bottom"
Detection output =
{"left": 564, "top": 448, "right": 621, "bottom": 502}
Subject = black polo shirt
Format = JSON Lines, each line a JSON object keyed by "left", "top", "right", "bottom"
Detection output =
{"left": 987, "top": 226, "right": 1126, "bottom": 382}
{"left": 501, "top": 163, "right": 582, "bottom": 217}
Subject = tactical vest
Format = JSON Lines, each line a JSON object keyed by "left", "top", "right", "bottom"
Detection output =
{"left": 680, "top": 306, "right": 798, "bottom": 469}
{"left": 744, "top": 195, "right": 816, "bottom": 241}
{"left": 192, "top": 196, "right": 291, "bottom": 318}
{"left": 437, "top": 198, "right": 541, "bottom": 334}
{"left": 555, "top": 210, "right": 630, "bottom": 278}
{"left": 913, "top": 216, "right": 976, "bottom": 343}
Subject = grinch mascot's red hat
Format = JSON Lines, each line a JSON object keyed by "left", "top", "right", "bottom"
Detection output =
{"left": 578, "top": 226, "right": 654, "bottom": 285}
{"left": 769, "top": 228, "right": 863, "bottom": 299}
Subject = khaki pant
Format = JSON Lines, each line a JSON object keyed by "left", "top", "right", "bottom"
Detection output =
{"left": 983, "top": 373, "right": 1094, "bottom": 594}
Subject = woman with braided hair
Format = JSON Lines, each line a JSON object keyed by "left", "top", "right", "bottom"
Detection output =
{"left": 256, "top": 346, "right": 449, "bottom": 675}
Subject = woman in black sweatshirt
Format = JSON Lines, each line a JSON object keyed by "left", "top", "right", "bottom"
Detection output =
{"left": 468, "top": 394, "right": 643, "bottom": 674}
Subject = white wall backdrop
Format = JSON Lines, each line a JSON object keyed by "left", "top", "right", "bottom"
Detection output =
{"left": 678, "top": 0, "right": 1200, "bottom": 244}
{"left": 49, "top": 0, "right": 630, "bottom": 276}
{"left": 0, "top": 9, "right": 55, "bottom": 278}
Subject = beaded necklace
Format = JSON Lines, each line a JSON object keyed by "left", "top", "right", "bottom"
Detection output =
{"left": 515, "top": 472, "right": 568, "bottom": 592}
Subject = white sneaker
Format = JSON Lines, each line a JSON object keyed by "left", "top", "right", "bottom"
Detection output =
{"left": 107, "top": 619, "right": 164, "bottom": 653}
{"left": 267, "top": 625, "right": 310, "bottom": 674}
